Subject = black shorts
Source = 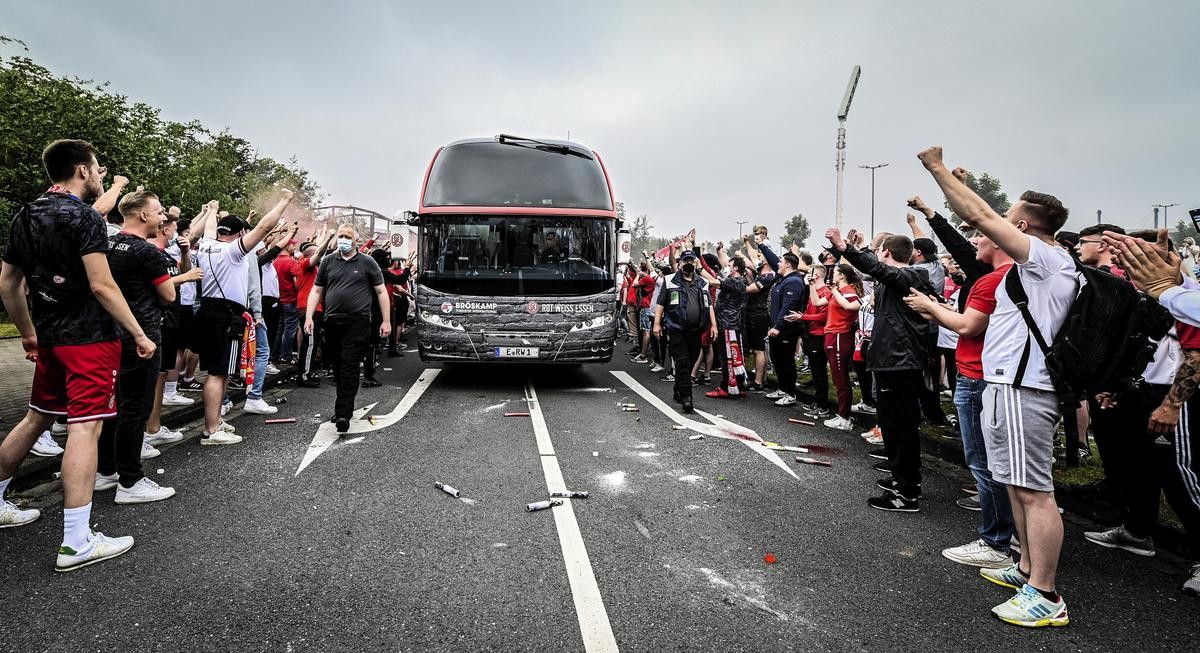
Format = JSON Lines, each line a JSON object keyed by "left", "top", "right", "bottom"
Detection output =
{"left": 745, "top": 314, "right": 770, "bottom": 351}
{"left": 159, "top": 327, "right": 180, "bottom": 372}
{"left": 177, "top": 304, "right": 196, "bottom": 351}
{"left": 193, "top": 302, "right": 246, "bottom": 377}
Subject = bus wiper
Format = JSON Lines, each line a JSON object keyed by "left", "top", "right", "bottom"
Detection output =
{"left": 496, "top": 134, "right": 593, "bottom": 160}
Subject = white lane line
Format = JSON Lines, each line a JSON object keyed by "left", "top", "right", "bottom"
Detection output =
{"left": 524, "top": 381, "right": 619, "bottom": 653}
{"left": 610, "top": 371, "right": 798, "bottom": 481}
{"left": 294, "top": 369, "right": 440, "bottom": 476}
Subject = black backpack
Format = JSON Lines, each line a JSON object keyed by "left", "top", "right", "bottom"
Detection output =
{"left": 1007, "top": 261, "right": 1174, "bottom": 399}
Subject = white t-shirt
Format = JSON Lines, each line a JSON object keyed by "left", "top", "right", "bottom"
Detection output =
{"left": 166, "top": 243, "right": 197, "bottom": 306}
{"left": 256, "top": 242, "right": 280, "bottom": 299}
{"left": 196, "top": 237, "right": 250, "bottom": 306}
{"left": 1142, "top": 331, "right": 1181, "bottom": 386}
{"left": 937, "top": 288, "right": 961, "bottom": 350}
{"left": 982, "top": 235, "right": 1078, "bottom": 392}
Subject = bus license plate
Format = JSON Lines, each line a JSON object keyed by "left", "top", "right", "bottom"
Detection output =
{"left": 496, "top": 347, "right": 539, "bottom": 358}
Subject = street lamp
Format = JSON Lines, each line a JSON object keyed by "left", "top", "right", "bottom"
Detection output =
{"left": 1153, "top": 203, "right": 1179, "bottom": 229}
{"left": 736, "top": 220, "right": 748, "bottom": 239}
{"left": 834, "top": 66, "right": 862, "bottom": 229}
{"left": 858, "top": 163, "right": 888, "bottom": 236}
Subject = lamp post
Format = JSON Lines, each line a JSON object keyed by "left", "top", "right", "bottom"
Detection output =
{"left": 1153, "top": 203, "right": 1179, "bottom": 229}
{"left": 834, "top": 66, "right": 862, "bottom": 229}
{"left": 858, "top": 163, "right": 888, "bottom": 236}
{"left": 736, "top": 220, "right": 748, "bottom": 240}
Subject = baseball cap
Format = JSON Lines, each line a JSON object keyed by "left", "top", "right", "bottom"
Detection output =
{"left": 679, "top": 250, "right": 698, "bottom": 261}
{"left": 913, "top": 237, "right": 938, "bottom": 261}
{"left": 217, "top": 215, "right": 249, "bottom": 236}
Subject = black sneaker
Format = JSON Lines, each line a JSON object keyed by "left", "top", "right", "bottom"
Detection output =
{"left": 867, "top": 447, "right": 888, "bottom": 460}
{"left": 804, "top": 406, "right": 831, "bottom": 419}
{"left": 322, "top": 369, "right": 336, "bottom": 379}
{"left": 179, "top": 378, "right": 203, "bottom": 392}
{"left": 296, "top": 377, "right": 321, "bottom": 388}
{"left": 871, "top": 461, "right": 893, "bottom": 473}
{"left": 876, "top": 477, "right": 923, "bottom": 499}
{"left": 1076, "top": 446, "right": 1092, "bottom": 462}
{"left": 660, "top": 374, "right": 675, "bottom": 382}
{"left": 362, "top": 378, "right": 382, "bottom": 388}
{"left": 335, "top": 418, "right": 350, "bottom": 433}
{"left": 681, "top": 397, "right": 694, "bottom": 414}
{"left": 693, "top": 376, "right": 709, "bottom": 386}
{"left": 745, "top": 382, "right": 762, "bottom": 392}
{"left": 868, "top": 492, "right": 919, "bottom": 513}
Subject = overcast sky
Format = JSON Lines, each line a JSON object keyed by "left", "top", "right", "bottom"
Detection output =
{"left": 6, "top": 0, "right": 1198, "bottom": 244}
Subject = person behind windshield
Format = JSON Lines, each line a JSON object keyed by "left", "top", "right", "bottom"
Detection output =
{"left": 540, "top": 231, "right": 566, "bottom": 263}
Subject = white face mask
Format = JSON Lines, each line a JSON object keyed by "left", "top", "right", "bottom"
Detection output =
{"left": 337, "top": 237, "right": 354, "bottom": 253}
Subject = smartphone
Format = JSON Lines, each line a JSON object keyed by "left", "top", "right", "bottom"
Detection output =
{"left": 1190, "top": 208, "right": 1200, "bottom": 233}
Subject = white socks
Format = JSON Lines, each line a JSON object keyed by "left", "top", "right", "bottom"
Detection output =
{"left": 62, "top": 503, "right": 92, "bottom": 552}
{"left": 164, "top": 381, "right": 178, "bottom": 396}
{"left": 0, "top": 476, "right": 10, "bottom": 503}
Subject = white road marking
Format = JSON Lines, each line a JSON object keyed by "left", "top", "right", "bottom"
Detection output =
{"left": 294, "top": 369, "right": 440, "bottom": 476}
{"left": 610, "top": 371, "right": 798, "bottom": 481}
{"left": 524, "top": 381, "right": 619, "bottom": 653}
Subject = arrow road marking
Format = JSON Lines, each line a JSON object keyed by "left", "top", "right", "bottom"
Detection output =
{"left": 610, "top": 371, "right": 797, "bottom": 481}
{"left": 294, "top": 369, "right": 440, "bottom": 476}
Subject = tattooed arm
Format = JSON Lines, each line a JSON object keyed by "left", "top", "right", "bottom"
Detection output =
{"left": 1149, "top": 349, "right": 1200, "bottom": 434}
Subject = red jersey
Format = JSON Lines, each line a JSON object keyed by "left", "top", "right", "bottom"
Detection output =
{"left": 824, "top": 285, "right": 860, "bottom": 334}
{"left": 295, "top": 256, "right": 321, "bottom": 311}
{"left": 957, "top": 264, "right": 1013, "bottom": 379}
{"left": 274, "top": 254, "right": 297, "bottom": 304}
{"left": 801, "top": 285, "right": 832, "bottom": 336}
{"left": 635, "top": 275, "right": 655, "bottom": 309}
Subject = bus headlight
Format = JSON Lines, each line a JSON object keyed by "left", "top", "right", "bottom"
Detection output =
{"left": 570, "top": 314, "right": 613, "bottom": 333}
{"left": 420, "top": 311, "right": 465, "bottom": 331}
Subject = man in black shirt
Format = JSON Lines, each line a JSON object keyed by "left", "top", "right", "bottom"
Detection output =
{"left": 305, "top": 225, "right": 391, "bottom": 433}
{"left": 0, "top": 139, "right": 155, "bottom": 571}
{"left": 97, "top": 191, "right": 179, "bottom": 505}
{"left": 653, "top": 250, "right": 717, "bottom": 413}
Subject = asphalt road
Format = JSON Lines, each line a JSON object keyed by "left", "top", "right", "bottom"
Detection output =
{"left": 3, "top": 351, "right": 1198, "bottom": 652}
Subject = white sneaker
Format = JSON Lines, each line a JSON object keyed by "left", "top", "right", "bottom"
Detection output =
{"left": 140, "top": 441, "right": 161, "bottom": 460}
{"left": 0, "top": 500, "right": 40, "bottom": 529}
{"left": 632, "top": 355, "right": 648, "bottom": 363}
{"left": 243, "top": 398, "right": 278, "bottom": 415}
{"left": 201, "top": 431, "right": 242, "bottom": 446}
{"left": 31, "top": 431, "right": 64, "bottom": 457}
{"left": 991, "top": 584, "right": 1069, "bottom": 627}
{"left": 865, "top": 432, "right": 884, "bottom": 445}
{"left": 765, "top": 390, "right": 786, "bottom": 400}
{"left": 266, "top": 364, "right": 281, "bottom": 375}
{"left": 220, "top": 399, "right": 232, "bottom": 417}
{"left": 145, "top": 426, "right": 184, "bottom": 446}
{"left": 94, "top": 472, "right": 119, "bottom": 491}
{"left": 162, "top": 393, "right": 194, "bottom": 406}
{"left": 50, "top": 421, "right": 69, "bottom": 436}
{"left": 1082, "top": 525, "right": 1156, "bottom": 557}
{"left": 823, "top": 415, "right": 854, "bottom": 431}
{"left": 1185, "top": 564, "right": 1200, "bottom": 596}
{"left": 774, "top": 395, "right": 796, "bottom": 406}
{"left": 942, "top": 539, "right": 1014, "bottom": 568}
{"left": 851, "top": 402, "right": 876, "bottom": 415}
{"left": 217, "top": 420, "right": 236, "bottom": 433}
{"left": 860, "top": 428, "right": 877, "bottom": 440}
{"left": 649, "top": 363, "right": 664, "bottom": 373}
{"left": 55, "top": 531, "right": 135, "bottom": 572}
{"left": 115, "top": 477, "right": 176, "bottom": 504}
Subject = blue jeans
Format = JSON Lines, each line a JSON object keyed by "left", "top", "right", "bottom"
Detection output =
{"left": 248, "top": 322, "right": 270, "bottom": 401}
{"left": 279, "top": 303, "right": 298, "bottom": 358}
{"left": 954, "top": 375, "right": 1015, "bottom": 552}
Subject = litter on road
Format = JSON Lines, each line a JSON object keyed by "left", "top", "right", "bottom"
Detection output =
{"left": 787, "top": 418, "right": 816, "bottom": 426}
{"left": 671, "top": 425, "right": 688, "bottom": 431}
{"left": 434, "top": 482, "right": 461, "bottom": 498}
{"left": 550, "top": 491, "right": 589, "bottom": 499}
{"left": 526, "top": 499, "right": 563, "bottom": 512}
{"left": 794, "top": 456, "right": 832, "bottom": 467}
{"left": 504, "top": 412, "right": 530, "bottom": 417}
{"left": 620, "top": 406, "right": 640, "bottom": 412}
{"left": 763, "top": 443, "right": 809, "bottom": 453}
{"left": 764, "top": 552, "right": 778, "bottom": 564}
{"left": 264, "top": 417, "right": 296, "bottom": 424}
{"left": 688, "top": 434, "right": 705, "bottom": 441}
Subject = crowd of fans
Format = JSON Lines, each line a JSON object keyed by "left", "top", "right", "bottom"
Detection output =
{"left": 0, "top": 139, "right": 414, "bottom": 572}
{"left": 617, "top": 146, "right": 1200, "bottom": 626}
{"left": 1, "top": 138, "right": 1198, "bottom": 629}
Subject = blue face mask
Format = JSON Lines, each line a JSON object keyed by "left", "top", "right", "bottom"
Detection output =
{"left": 337, "top": 238, "right": 353, "bottom": 253}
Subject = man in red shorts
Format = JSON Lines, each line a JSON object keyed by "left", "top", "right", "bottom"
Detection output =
{"left": 0, "top": 139, "right": 156, "bottom": 571}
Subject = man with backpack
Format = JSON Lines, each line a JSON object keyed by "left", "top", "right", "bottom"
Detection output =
{"left": 920, "top": 146, "right": 1077, "bottom": 627}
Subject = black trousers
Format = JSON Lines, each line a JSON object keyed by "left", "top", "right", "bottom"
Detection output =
{"left": 299, "top": 309, "right": 324, "bottom": 380}
{"left": 363, "top": 309, "right": 383, "bottom": 380}
{"left": 667, "top": 329, "right": 703, "bottom": 402}
{"left": 323, "top": 314, "right": 371, "bottom": 420}
{"left": 939, "top": 346, "right": 958, "bottom": 394}
{"left": 855, "top": 337, "right": 875, "bottom": 407}
{"left": 802, "top": 332, "right": 829, "bottom": 408}
{"left": 263, "top": 297, "right": 281, "bottom": 363}
{"left": 769, "top": 331, "right": 800, "bottom": 397}
{"left": 99, "top": 346, "right": 161, "bottom": 487}
{"left": 918, "top": 348, "right": 947, "bottom": 425}
{"left": 876, "top": 369, "right": 925, "bottom": 497}
{"left": 1091, "top": 383, "right": 1169, "bottom": 539}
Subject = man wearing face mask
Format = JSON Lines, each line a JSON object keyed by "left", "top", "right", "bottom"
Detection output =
{"left": 305, "top": 226, "right": 392, "bottom": 433}
{"left": 654, "top": 250, "right": 717, "bottom": 413}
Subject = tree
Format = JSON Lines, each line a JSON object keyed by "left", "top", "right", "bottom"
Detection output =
{"left": 1173, "top": 219, "right": 1200, "bottom": 246}
{"left": 779, "top": 213, "right": 811, "bottom": 249}
{"left": 944, "top": 172, "right": 1010, "bottom": 224}
{"left": 627, "top": 213, "right": 669, "bottom": 259}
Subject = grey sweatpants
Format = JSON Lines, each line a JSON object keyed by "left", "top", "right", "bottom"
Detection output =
{"left": 982, "top": 383, "right": 1061, "bottom": 492}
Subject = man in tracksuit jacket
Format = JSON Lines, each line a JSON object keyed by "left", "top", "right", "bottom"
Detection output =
{"left": 765, "top": 249, "right": 808, "bottom": 406}
{"left": 653, "top": 250, "right": 717, "bottom": 413}
{"left": 828, "top": 228, "right": 936, "bottom": 512}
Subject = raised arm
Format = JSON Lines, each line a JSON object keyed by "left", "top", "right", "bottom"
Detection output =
{"left": 826, "top": 228, "right": 912, "bottom": 295}
{"left": 905, "top": 212, "right": 927, "bottom": 240}
{"left": 91, "top": 175, "right": 130, "bottom": 217}
{"left": 918, "top": 146, "right": 1030, "bottom": 263}
{"left": 239, "top": 189, "right": 294, "bottom": 251}
{"left": 909, "top": 195, "right": 990, "bottom": 280}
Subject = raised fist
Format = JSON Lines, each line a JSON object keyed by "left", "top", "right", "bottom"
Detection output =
{"left": 113, "top": 175, "right": 130, "bottom": 188}
{"left": 951, "top": 167, "right": 969, "bottom": 182}
{"left": 279, "top": 188, "right": 294, "bottom": 202}
{"left": 906, "top": 196, "right": 929, "bottom": 213}
{"left": 917, "top": 146, "right": 944, "bottom": 170}
{"left": 906, "top": 212, "right": 918, "bottom": 225}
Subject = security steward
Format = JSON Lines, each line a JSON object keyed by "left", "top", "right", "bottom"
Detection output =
{"left": 653, "top": 250, "right": 717, "bottom": 413}
{"left": 304, "top": 225, "right": 392, "bottom": 433}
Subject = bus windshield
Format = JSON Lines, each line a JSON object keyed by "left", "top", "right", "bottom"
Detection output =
{"left": 419, "top": 215, "right": 614, "bottom": 296}
{"left": 423, "top": 142, "right": 612, "bottom": 210}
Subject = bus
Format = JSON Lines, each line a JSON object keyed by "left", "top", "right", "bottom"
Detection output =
{"left": 408, "top": 135, "right": 629, "bottom": 363}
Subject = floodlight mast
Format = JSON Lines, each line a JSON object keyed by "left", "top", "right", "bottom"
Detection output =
{"left": 835, "top": 65, "right": 862, "bottom": 229}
